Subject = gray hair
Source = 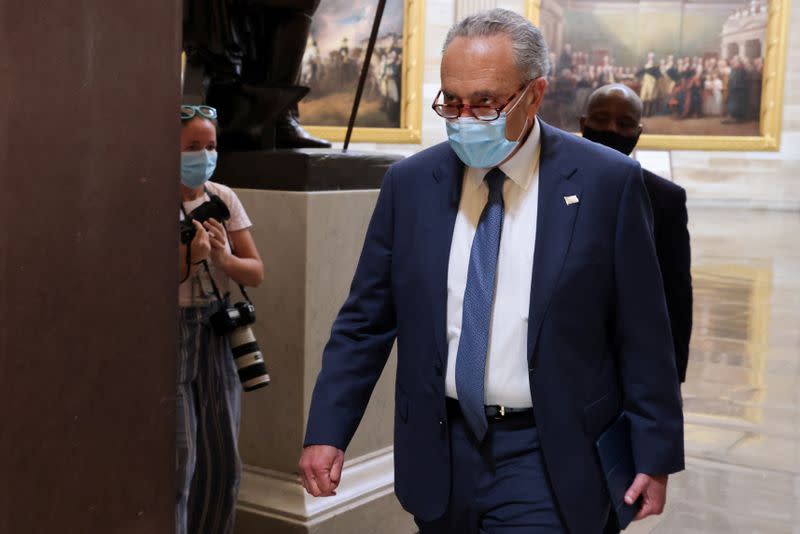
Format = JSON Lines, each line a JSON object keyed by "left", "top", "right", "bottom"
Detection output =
{"left": 443, "top": 8, "right": 551, "bottom": 81}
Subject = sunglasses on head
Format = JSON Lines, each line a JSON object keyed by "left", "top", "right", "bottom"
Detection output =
{"left": 181, "top": 105, "right": 218, "bottom": 121}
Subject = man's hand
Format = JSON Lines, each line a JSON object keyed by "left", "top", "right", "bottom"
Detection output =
{"left": 626, "top": 473, "right": 668, "bottom": 520}
{"left": 298, "top": 445, "right": 345, "bottom": 497}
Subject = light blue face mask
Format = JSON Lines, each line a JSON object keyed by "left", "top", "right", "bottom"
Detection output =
{"left": 445, "top": 84, "right": 531, "bottom": 168}
{"left": 447, "top": 116, "right": 526, "bottom": 168}
{"left": 181, "top": 149, "right": 218, "bottom": 188}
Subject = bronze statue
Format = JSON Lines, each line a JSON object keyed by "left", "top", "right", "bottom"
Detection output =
{"left": 183, "top": 0, "right": 331, "bottom": 150}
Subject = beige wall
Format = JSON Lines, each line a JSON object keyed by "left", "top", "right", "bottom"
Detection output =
{"left": 347, "top": 0, "right": 799, "bottom": 208}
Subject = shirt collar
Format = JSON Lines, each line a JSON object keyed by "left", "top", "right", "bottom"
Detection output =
{"left": 466, "top": 118, "right": 542, "bottom": 192}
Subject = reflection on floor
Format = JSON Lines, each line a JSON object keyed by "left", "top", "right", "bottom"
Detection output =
{"left": 628, "top": 208, "right": 800, "bottom": 533}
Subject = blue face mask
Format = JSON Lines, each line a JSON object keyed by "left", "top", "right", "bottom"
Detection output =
{"left": 445, "top": 84, "right": 531, "bottom": 168}
{"left": 181, "top": 149, "right": 218, "bottom": 188}
{"left": 447, "top": 115, "right": 527, "bottom": 168}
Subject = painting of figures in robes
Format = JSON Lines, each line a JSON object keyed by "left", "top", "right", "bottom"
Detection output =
{"left": 531, "top": 0, "right": 789, "bottom": 150}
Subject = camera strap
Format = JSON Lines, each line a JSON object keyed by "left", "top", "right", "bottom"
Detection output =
{"left": 180, "top": 198, "right": 225, "bottom": 302}
{"left": 181, "top": 188, "right": 251, "bottom": 305}
{"left": 220, "top": 216, "right": 253, "bottom": 305}
{"left": 204, "top": 186, "right": 253, "bottom": 305}
{"left": 180, "top": 240, "right": 192, "bottom": 285}
{"left": 179, "top": 200, "right": 195, "bottom": 285}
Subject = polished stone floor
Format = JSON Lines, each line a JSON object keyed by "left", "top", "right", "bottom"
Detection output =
{"left": 628, "top": 207, "right": 800, "bottom": 533}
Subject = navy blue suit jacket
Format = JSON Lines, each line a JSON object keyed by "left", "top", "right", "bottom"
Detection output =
{"left": 642, "top": 169, "right": 693, "bottom": 382}
{"left": 305, "top": 121, "right": 685, "bottom": 533}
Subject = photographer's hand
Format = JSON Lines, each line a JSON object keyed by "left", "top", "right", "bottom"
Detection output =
{"left": 202, "top": 221, "right": 264, "bottom": 287}
{"left": 204, "top": 218, "right": 231, "bottom": 268}
{"left": 190, "top": 219, "right": 212, "bottom": 263}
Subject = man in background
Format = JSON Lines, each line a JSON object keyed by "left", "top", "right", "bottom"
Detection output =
{"left": 581, "top": 84, "right": 693, "bottom": 383}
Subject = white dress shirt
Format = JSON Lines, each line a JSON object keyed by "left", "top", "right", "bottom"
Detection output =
{"left": 445, "top": 120, "right": 541, "bottom": 408}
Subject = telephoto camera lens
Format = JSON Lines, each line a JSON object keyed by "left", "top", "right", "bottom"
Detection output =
{"left": 229, "top": 325, "right": 270, "bottom": 391}
{"left": 210, "top": 302, "right": 270, "bottom": 391}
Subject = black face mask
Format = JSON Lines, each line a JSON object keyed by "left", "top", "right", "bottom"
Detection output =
{"left": 581, "top": 126, "right": 640, "bottom": 156}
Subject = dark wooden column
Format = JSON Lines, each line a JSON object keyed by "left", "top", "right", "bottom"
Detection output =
{"left": 0, "top": 1, "right": 181, "bottom": 532}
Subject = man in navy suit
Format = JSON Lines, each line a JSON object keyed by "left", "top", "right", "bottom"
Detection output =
{"left": 580, "top": 84, "right": 693, "bottom": 383}
{"left": 299, "top": 9, "right": 684, "bottom": 533}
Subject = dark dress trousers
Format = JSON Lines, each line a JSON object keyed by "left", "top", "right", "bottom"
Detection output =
{"left": 642, "top": 169, "right": 693, "bottom": 382}
{"left": 304, "top": 121, "right": 685, "bottom": 534}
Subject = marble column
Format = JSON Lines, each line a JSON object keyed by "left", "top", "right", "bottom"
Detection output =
{"left": 455, "top": 0, "right": 529, "bottom": 20}
{"left": 539, "top": 0, "right": 565, "bottom": 54}
{"left": 455, "top": 0, "right": 497, "bottom": 20}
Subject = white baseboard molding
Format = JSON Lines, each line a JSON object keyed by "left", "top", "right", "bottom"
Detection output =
{"left": 237, "top": 446, "right": 396, "bottom": 527}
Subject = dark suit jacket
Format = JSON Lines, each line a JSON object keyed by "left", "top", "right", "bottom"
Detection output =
{"left": 304, "top": 121, "right": 684, "bottom": 534}
{"left": 642, "top": 169, "right": 693, "bottom": 382}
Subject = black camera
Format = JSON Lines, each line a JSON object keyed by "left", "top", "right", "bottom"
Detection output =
{"left": 180, "top": 194, "right": 231, "bottom": 244}
{"left": 210, "top": 301, "right": 271, "bottom": 391}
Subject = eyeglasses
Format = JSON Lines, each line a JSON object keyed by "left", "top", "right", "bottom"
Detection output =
{"left": 181, "top": 105, "right": 218, "bottom": 121}
{"left": 431, "top": 86, "right": 525, "bottom": 121}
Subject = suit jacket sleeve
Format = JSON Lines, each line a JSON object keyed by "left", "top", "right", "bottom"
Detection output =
{"left": 614, "top": 165, "right": 685, "bottom": 475}
{"left": 303, "top": 167, "right": 398, "bottom": 451}
{"left": 659, "top": 187, "right": 693, "bottom": 382}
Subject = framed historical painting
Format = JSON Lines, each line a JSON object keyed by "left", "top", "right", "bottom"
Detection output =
{"left": 298, "top": 0, "right": 425, "bottom": 144}
{"left": 525, "top": 0, "right": 790, "bottom": 150}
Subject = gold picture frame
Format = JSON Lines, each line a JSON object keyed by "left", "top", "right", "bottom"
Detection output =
{"left": 302, "top": 0, "right": 425, "bottom": 144}
{"left": 525, "top": 0, "right": 790, "bottom": 151}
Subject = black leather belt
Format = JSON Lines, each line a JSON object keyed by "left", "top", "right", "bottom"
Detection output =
{"left": 484, "top": 405, "right": 534, "bottom": 420}
{"left": 446, "top": 398, "right": 535, "bottom": 424}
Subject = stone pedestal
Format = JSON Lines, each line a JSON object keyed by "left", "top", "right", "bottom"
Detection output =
{"left": 216, "top": 150, "right": 417, "bottom": 534}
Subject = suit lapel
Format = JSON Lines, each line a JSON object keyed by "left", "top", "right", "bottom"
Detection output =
{"left": 429, "top": 147, "right": 464, "bottom": 366}
{"left": 527, "top": 121, "right": 581, "bottom": 363}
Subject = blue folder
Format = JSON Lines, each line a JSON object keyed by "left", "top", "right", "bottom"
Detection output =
{"left": 595, "top": 413, "right": 641, "bottom": 530}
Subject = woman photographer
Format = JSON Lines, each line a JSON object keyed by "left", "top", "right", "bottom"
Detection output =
{"left": 177, "top": 105, "right": 263, "bottom": 534}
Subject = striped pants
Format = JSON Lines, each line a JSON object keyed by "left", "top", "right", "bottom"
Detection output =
{"left": 177, "top": 302, "right": 242, "bottom": 534}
